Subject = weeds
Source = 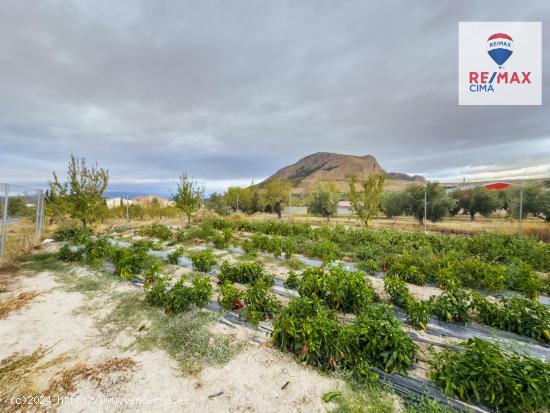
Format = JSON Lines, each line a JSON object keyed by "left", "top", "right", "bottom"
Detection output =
{"left": 101, "top": 292, "right": 240, "bottom": 374}
{"left": 0, "top": 291, "right": 41, "bottom": 319}
{"left": 0, "top": 346, "right": 71, "bottom": 413}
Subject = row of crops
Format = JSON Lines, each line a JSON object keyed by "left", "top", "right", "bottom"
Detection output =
{"left": 52, "top": 222, "right": 550, "bottom": 412}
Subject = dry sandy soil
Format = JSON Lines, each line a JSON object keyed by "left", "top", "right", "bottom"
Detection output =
{"left": 0, "top": 254, "right": 349, "bottom": 413}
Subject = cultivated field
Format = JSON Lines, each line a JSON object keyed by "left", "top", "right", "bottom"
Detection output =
{"left": 1, "top": 217, "right": 549, "bottom": 412}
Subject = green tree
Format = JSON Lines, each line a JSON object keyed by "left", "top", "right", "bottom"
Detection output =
{"left": 148, "top": 198, "right": 162, "bottom": 220}
{"left": 7, "top": 198, "right": 31, "bottom": 217}
{"left": 381, "top": 191, "right": 408, "bottom": 219}
{"left": 264, "top": 179, "right": 292, "bottom": 219}
{"left": 306, "top": 184, "right": 338, "bottom": 220}
{"left": 450, "top": 188, "right": 472, "bottom": 216}
{"left": 348, "top": 174, "right": 385, "bottom": 228}
{"left": 502, "top": 185, "right": 540, "bottom": 219}
{"left": 50, "top": 155, "right": 109, "bottom": 228}
{"left": 224, "top": 186, "right": 253, "bottom": 213}
{"left": 535, "top": 190, "right": 550, "bottom": 222}
{"left": 206, "top": 192, "right": 230, "bottom": 216}
{"left": 250, "top": 188, "right": 265, "bottom": 213}
{"left": 468, "top": 187, "right": 501, "bottom": 220}
{"left": 128, "top": 204, "right": 145, "bottom": 220}
{"left": 406, "top": 183, "right": 455, "bottom": 225}
{"left": 172, "top": 174, "right": 205, "bottom": 223}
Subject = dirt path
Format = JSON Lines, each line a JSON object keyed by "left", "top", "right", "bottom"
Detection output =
{"left": 0, "top": 261, "right": 346, "bottom": 413}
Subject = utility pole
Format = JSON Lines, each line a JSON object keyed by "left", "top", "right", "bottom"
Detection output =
{"left": 423, "top": 186, "right": 427, "bottom": 233}
{"left": 288, "top": 192, "right": 292, "bottom": 219}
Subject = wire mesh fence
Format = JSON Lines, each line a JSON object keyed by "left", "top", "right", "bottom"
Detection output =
{"left": 0, "top": 183, "right": 45, "bottom": 258}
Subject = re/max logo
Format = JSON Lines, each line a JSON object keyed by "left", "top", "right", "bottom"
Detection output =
{"left": 469, "top": 71, "right": 531, "bottom": 84}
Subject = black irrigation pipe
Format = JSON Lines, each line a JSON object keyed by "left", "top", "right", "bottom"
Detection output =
{"left": 393, "top": 307, "right": 550, "bottom": 362}
{"left": 374, "top": 369, "right": 492, "bottom": 413}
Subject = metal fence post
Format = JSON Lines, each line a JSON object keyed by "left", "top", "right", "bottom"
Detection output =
{"left": 1, "top": 184, "right": 9, "bottom": 256}
{"left": 35, "top": 189, "right": 43, "bottom": 237}
{"left": 40, "top": 192, "right": 45, "bottom": 234}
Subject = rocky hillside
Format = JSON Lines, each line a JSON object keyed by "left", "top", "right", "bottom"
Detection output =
{"left": 263, "top": 152, "right": 424, "bottom": 192}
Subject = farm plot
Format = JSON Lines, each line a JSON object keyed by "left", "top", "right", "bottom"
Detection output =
{"left": 51, "top": 220, "right": 550, "bottom": 413}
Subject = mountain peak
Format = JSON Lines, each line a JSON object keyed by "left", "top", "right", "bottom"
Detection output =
{"left": 263, "top": 152, "right": 424, "bottom": 192}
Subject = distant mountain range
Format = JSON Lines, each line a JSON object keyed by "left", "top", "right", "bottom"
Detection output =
{"left": 262, "top": 152, "right": 425, "bottom": 192}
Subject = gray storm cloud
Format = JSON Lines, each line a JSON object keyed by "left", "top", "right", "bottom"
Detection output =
{"left": 1, "top": 0, "right": 549, "bottom": 192}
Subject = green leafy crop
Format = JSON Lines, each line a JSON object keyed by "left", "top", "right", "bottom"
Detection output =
{"left": 432, "top": 338, "right": 550, "bottom": 412}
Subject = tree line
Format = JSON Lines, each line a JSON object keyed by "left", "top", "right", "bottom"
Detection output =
{"left": 46, "top": 155, "right": 550, "bottom": 228}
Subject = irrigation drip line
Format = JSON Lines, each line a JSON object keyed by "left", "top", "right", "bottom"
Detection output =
{"left": 374, "top": 369, "right": 492, "bottom": 413}
{"left": 394, "top": 307, "right": 550, "bottom": 361}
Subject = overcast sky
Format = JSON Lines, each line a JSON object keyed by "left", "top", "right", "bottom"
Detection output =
{"left": 1, "top": 1, "right": 549, "bottom": 195}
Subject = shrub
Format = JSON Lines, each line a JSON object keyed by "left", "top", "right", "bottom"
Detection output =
{"left": 282, "top": 237, "right": 295, "bottom": 260}
{"left": 167, "top": 247, "right": 185, "bottom": 265}
{"left": 218, "top": 281, "right": 244, "bottom": 310}
{"left": 297, "top": 265, "right": 377, "bottom": 313}
{"left": 82, "top": 237, "right": 112, "bottom": 265}
{"left": 506, "top": 260, "right": 544, "bottom": 299}
{"left": 404, "top": 297, "right": 432, "bottom": 330}
{"left": 473, "top": 294, "right": 550, "bottom": 344}
{"left": 272, "top": 297, "right": 341, "bottom": 368}
{"left": 305, "top": 240, "right": 341, "bottom": 264}
{"left": 431, "top": 338, "right": 550, "bottom": 412}
{"left": 217, "top": 261, "right": 273, "bottom": 285}
{"left": 110, "top": 242, "right": 156, "bottom": 279}
{"left": 52, "top": 225, "right": 93, "bottom": 243}
{"left": 58, "top": 244, "right": 83, "bottom": 261}
{"left": 432, "top": 288, "right": 472, "bottom": 323}
{"left": 283, "top": 271, "right": 300, "bottom": 289}
{"left": 457, "top": 258, "right": 506, "bottom": 293}
{"left": 165, "top": 276, "right": 212, "bottom": 314}
{"left": 139, "top": 223, "right": 172, "bottom": 241}
{"left": 190, "top": 276, "right": 213, "bottom": 308}
{"left": 212, "top": 228, "right": 232, "bottom": 249}
{"left": 241, "top": 239, "right": 257, "bottom": 256}
{"left": 387, "top": 253, "right": 427, "bottom": 286}
{"left": 383, "top": 275, "right": 409, "bottom": 307}
{"left": 174, "top": 222, "right": 216, "bottom": 242}
{"left": 145, "top": 275, "right": 169, "bottom": 307}
{"left": 242, "top": 280, "right": 281, "bottom": 325}
{"left": 189, "top": 249, "right": 217, "bottom": 273}
{"left": 338, "top": 304, "right": 417, "bottom": 374}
